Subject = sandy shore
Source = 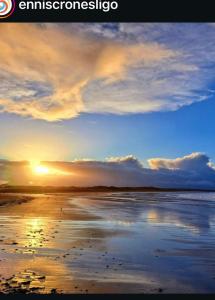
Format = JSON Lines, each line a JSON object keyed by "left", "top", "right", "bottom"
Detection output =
{"left": 0, "top": 191, "right": 215, "bottom": 294}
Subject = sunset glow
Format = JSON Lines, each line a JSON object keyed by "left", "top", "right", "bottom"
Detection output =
{"left": 1, "top": 22, "right": 215, "bottom": 295}
{"left": 33, "top": 165, "right": 50, "bottom": 175}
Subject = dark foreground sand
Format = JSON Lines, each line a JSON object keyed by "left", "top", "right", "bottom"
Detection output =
{"left": 0, "top": 194, "right": 33, "bottom": 207}
{"left": 0, "top": 191, "right": 215, "bottom": 294}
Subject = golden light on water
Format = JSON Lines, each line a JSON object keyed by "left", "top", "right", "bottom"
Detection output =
{"left": 147, "top": 210, "right": 159, "bottom": 222}
{"left": 25, "top": 217, "right": 48, "bottom": 248}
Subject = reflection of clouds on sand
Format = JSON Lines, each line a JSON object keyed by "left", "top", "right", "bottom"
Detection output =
{"left": 144, "top": 193, "right": 215, "bottom": 234}
{"left": 70, "top": 193, "right": 142, "bottom": 224}
{"left": 107, "top": 220, "right": 133, "bottom": 227}
{"left": 1, "top": 195, "right": 140, "bottom": 293}
{"left": 147, "top": 210, "right": 201, "bottom": 234}
{"left": 71, "top": 192, "right": 215, "bottom": 234}
{"left": 1, "top": 192, "right": 215, "bottom": 293}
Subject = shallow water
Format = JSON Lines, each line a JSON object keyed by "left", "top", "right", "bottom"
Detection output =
{"left": 0, "top": 192, "right": 215, "bottom": 293}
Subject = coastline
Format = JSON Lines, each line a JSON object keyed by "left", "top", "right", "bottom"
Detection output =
{"left": 0, "top": 185, "right": 215, "bottom": 194}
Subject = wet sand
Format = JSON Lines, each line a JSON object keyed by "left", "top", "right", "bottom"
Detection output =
{"left": 0, "top": 191, "right": 215, "bottom": 294}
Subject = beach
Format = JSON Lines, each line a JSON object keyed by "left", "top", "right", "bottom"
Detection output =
{"left": 0, "top": 191, "right": 215, "bottom": 294}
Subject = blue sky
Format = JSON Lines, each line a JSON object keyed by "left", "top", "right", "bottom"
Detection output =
{"left": 1, "top": 95, "right": 215, "bottom": 165}
{"left": 0, "top": 23, "right": 215, "bottom": 166}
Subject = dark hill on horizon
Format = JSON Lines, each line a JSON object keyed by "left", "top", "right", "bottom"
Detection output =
{"left": 0, "top": 185, "right": 215, "bottom": 194}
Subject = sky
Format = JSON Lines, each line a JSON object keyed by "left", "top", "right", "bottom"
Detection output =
{"left": 1, "top": 23, "right": 215, "bottom": 188}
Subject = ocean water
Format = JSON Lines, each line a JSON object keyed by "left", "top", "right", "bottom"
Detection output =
{"left": 0, "top": 192, "right": 215, "bottom": 293}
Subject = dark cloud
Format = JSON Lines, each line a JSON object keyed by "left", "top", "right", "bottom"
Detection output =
{"left": 0, "top": 153, "right": 215, "bottom": 189}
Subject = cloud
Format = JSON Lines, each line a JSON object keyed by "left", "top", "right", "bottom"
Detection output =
{"left": 0, "top": 24, "right": 174, "bottom": 121}
{"left": 79, "top": 23, "right": 215, "bottom": 114}
{"left": 148, "top": 152, "right": 211, "bottom": 171}
{"left": 1, "top": 153, "right": 215, "bottom": 189}
{"left": 1, "top": 23, "right": 215, "bottom": 121}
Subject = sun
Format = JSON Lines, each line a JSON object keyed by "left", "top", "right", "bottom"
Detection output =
{"left": 34, "top": 165, "right": 50, "bottom": 175}
{"left": 30, "top": 161, "right": 71, "bottom": 176}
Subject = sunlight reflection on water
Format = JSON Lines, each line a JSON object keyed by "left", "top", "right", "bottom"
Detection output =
{"left": 0, "top": 192, "right": 215, "bottom": 293}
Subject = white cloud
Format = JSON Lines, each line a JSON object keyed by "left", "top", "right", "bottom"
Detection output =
{"left": 148, "top": 152, "right": 211, "bottom": 171}
{"left": 82, "top": 23, "right": 215, "bottom": 115}
{"left": 0, "top": 24, "right": 174, "bottom": 121}
{"left": 1, "top": 23, "right": 215, "bottom": 121}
